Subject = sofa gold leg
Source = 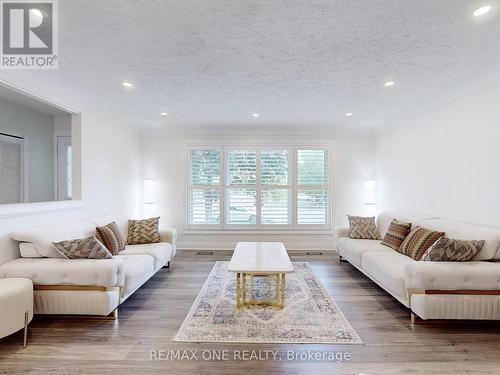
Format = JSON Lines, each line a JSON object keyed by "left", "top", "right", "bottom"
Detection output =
{"left": 410, "top": 312, "right": 418, "bottom": 324}
{"left": 112, "top": 308, "right": 118, "bottom": 320}
{"left": 23, "top": 311, "right": 29, "bottom": 348}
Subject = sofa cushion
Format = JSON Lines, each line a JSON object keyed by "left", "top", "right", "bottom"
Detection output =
{"left": 398, "top": 226, "right": 445, "bottom": 260}
{"left": 347, "top": 215, "right": 380, "bottom": 240}
{"left": 421, "top": 237, "right": 485, "bottom": 262}
{"left": 52, "top": 236, "right": 113, "bottom": 260}
{"left": 362, "top": 251, "right": 415, "bottom": 305}
{"left": 0, "top": 257, "right": 125, "bottom": 287}
{"left": 126, "top": 217, "right": 161, "bottom": 245}
{"left": 19, "top": 243, "right": 42, "bottom": 258}
{"left": 381, "top": 219, "right": 412, "bottom": 250}
{"left": 377, "top": 212, "right": 436, "bottom": 239}
{"left": 119, "top": 243, "right": 172, "bottom": 271}
{"left": 404, "top": 260, "right": 500, "bottom": 291}
{"left": 337, "top": 238, "right": 392, "bottom": 268}
{"left": 114, "top": 254, "right": 155, "bottom": 298}
{"left": 12, "top": 225, "right": 73, "bottom": 258}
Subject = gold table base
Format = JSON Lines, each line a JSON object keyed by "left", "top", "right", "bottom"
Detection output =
{"left": 236, "top": 272, "right": 286, "bottom": 309}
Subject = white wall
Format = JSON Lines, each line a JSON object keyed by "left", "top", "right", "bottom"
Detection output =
{"left": 0, "top": 83, "right": 142, "bottom": 265}
{"left": 375, "top": 81, "right": 500, "bottom": 227}
{"left": 141, "top": 133, "right": 375, "bottom": 251}
{"left": 0, "top": 98, "right": 56, "bottom": 202}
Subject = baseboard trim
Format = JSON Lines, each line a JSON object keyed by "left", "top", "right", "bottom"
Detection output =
{"left": 177, "top": 241, "right": 336, "bottom": 251}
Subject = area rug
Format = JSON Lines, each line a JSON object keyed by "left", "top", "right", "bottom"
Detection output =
{"left": 174, "top": 261, "right": 362, "bottom": 344}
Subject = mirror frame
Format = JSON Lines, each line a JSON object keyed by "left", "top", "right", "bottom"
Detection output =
{"left": 0, "top": 79, "right": 83, "bottom": 218}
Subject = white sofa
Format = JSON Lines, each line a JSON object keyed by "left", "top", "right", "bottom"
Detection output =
{"left": 0, "top": 217, "right": 177, "bottom": 318}
{"left": 335, "top": 211, "right": 500, "bottom": 322}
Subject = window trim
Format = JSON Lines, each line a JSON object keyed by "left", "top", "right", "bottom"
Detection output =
{"left": 186, "top": 143, "right": 332, "bottom": 232}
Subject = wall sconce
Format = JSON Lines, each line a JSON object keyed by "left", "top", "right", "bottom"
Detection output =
{"left": 143, "top": 179, "right": 157, "bottom": 217}
{"left": 363, "top": 180, "right": 376, "bottom": 216}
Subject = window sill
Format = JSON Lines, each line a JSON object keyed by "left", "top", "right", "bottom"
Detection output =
{"left": 183, "top": 229, "right": 334, "bottom": 235}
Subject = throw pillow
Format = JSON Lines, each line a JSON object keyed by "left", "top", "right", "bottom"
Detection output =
{"left": 398, "top": 226, "right": 445, "bottom": 260}
{"left": 347, "top": 215, "right": 381, "bottom": 240}
{"left": 96, "top": 222, "right": 126, "bottom": 255}
{"left": 421, "top": 237, "right": 485, "bottom": 261}
{"left": 126, "top": 217, "right": 161, "bottom": 245}
{"left": 52, "top": 236, "right": 112, "bottom": 259}
{"left": 381, "top": 219, "right": 412, "bottom": 250}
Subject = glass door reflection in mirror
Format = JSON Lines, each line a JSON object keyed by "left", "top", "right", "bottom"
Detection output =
{"left": 0, "top": 134, "right": 25, "bottom": 204}
{"left": 56, "top": 136, "right": 72, "bottom": 200}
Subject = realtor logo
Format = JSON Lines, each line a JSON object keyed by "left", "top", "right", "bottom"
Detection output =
{"left": 1, "top": 0, "right": 58, "bottom": 69}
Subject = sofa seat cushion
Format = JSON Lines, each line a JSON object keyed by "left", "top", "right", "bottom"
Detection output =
{"left": 114, "top": 254, "right": 155, "bottom": 298}
{"left": 361, "top": 251, "right": 415, "bottom": 305}
{"left": 0, "top": 258, "right": 125, "bottom": 287}
{"left": 404, "top": 261, "right": 500, "bottom": 291}
{"left": 119, "top": 243, "right": 172, "bottom": 271}
{"left": 337, "top": 238, "right": 392, "bottom": 268}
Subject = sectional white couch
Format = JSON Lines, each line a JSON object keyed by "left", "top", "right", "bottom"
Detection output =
{"left": 335, "top": 211, "right": 500, "bottom": 322}
{"left": 0, "top": 217, "right": 176, "bottom": 318}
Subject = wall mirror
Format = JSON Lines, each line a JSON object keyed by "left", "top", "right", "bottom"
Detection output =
{"left": 0, "top": 81, "right": 81, "bottom": 208}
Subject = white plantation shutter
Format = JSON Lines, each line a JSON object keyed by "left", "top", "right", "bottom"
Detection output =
{"left": 187, "top": 145, "right": 329, "bottom": 229}
{"left": 227, "top": 188, "right": 256, "bottom": 224}
{"left": 191, "top": 150, "right": 220, "bottom": 185}
{"left": 297, "top": 150, "right": 326, "bottom": 184}
{"left": 0, "top": 135, "right": 24, "bottom": 204}
{"left": 261, "top": 150, "right": 288, "bottom": 185}
{"left": 261, "top": 189, "right": 289, "bottom": 224}
{"left": 227, "top": 150, "right": 256, "bottom": 184}
{"left": 189, "top": 149, "right": 222, "bottom": 225}
{"left": 297, "top": 150, "right": 328, "bottom": 225}
{"left": 297, "top": 189, "right": 327, "bottom": 224}
{"left": 190, "top": 189, "right": 220, "bottom": 224}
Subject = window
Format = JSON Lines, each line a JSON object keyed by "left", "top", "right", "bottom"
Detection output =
{"left": 0, "top": 134, "right": 25, "bottom": 204}
{"left": 187, "top": 145, "right": 330, "bottom": 230}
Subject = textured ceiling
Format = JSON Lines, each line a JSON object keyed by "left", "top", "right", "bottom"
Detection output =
{"left": 1, "top": 0, "right": 500, "bottom": 134}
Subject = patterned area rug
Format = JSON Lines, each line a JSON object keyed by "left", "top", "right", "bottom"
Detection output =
{"left": 174, "top": 261, "right": 362, "bottom": 344}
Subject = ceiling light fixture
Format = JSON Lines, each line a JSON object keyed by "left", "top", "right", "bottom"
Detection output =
{"left": 252, "top": 113, "right": 260, "bottom": 118}
{"left": 384, "top": 81, "right": 395, "bottom": 87}
{"left": 345, "top": 112, "right": 353, "bottom": 117}
{"left": 160, "top": 112, "right": 168, "bottom": 116}
{"left": 122, "top": 81, "right": 133, "bottom": 88}
{"left": 473, "top": 5, "right": 491, "bottom": 16}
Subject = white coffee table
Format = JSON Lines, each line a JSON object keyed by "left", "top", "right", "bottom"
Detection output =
{"left": 228, "top": 242, "right": 294, "bottom": 308}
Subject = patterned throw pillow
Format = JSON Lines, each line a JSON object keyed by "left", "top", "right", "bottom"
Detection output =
{"left": 347, "top": 215, "right": 381, "bottom": 240}
{"left": 398, "top": 226, "right": 445, "bottom": 260}
{"left": 421, "top": 237, "right": 485, "bottom": 261}
{"left": 381, "top": 219, "right": 412, "bottom": 250}
{"left": 52, "top": 236, "right": 112, "bottom": 259}
{"left": 126, "top": 217, "right": 161, "bottom": 245}
{"left": 96, "top": 222, "right": 126, "bottom": 255}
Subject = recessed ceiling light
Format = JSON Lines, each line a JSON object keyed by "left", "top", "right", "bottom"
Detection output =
{"left": 160, "top": 112, "right": 168, "bottom": 116}
{"left": 384, "top": 81, "right": 395, "bottom": 87}
{"left": 345, "top": 112, "right": 353, "bottom": 117}
{"left": 122, "top": 81, "right": 133, "bottom": 88}
{"left": 474, "top": 5, "right": 491, "bottom": 16}
{"left": 252, "top": 113, "right": 260, "bottom": 118}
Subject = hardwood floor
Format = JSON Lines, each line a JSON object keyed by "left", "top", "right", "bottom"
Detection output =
{"left": 1, "top": 250, "right": 500, "bottom": 375}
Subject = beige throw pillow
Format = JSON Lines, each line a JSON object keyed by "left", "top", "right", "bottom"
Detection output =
{"left": 126, "top": 217, "right": 161, "bottom": 245}
{"left": 347, "top": 215, "right": 381, "bottom": 240}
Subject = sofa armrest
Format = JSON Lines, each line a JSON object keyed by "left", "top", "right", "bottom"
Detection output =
{"left": 334, "top": 226, "right": 350, "bottom": 239}
{"left": 159, "top": 227, "right": 177, "bottom": 244}
{"left": 0, "top": 258, "right": 125, "bottom": 288}
{"left": 159, "top": 227, "right": 177, "bottom": 258}
{"left": 404, "top": 261, "right": 500, "bottom": 291}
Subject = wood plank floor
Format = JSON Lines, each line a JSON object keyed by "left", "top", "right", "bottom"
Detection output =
{"left": 1, "top": 250, "right": 500, "bottom": 375}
